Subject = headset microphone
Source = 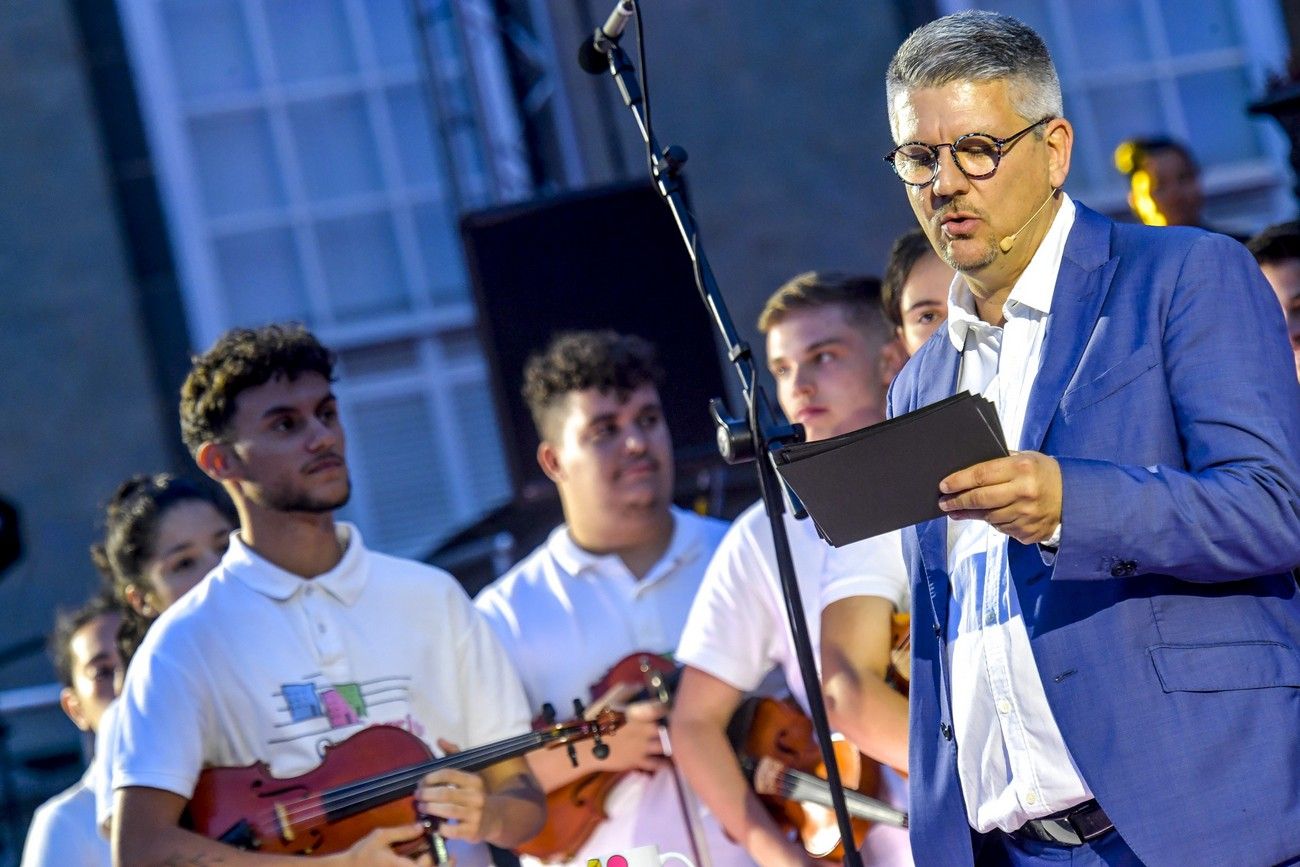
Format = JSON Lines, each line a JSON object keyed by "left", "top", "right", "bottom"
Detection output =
{"left": 999, "top": 187, "right": 1059, "bottom": 253}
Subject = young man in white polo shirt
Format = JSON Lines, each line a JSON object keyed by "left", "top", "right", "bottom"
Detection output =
{"left": 22, "top": 595, "right": 123, "bottom": 867}
{"left": 671, "top": 273, "right": 913, "bottom": 866}
{"left": 474, "top": 331, "right": 754, "bottom": 867}
{"left": 112, "top": 324, "right": 544, "bottom": 867}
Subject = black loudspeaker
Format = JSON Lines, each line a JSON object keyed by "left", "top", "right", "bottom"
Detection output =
{"left": 461, "top": 181, "right": 728, "bottom": 498}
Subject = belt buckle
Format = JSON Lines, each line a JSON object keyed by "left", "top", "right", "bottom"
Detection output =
{"left": 1066, "top": 802, "right": 1113, "bottom": 843}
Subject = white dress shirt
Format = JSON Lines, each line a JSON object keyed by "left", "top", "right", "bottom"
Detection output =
{"left": 944, "top": 194, "right": 1094, "bottom": 833}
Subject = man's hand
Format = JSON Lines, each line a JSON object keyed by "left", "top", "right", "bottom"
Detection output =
{"left": 415, "top": 740, "right": 493, "bottom": 843}
{"left": 330, "top": 823, "right": 434, "bottom": 866}
{"left": 939, "top": 451, "right": 1062, "bottom": 545}
{"left": 599, "top": 699, "right": 670, "bottom": 774}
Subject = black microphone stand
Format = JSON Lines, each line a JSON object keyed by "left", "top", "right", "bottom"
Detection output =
{"left": 588, "top": 26, "right": 865, "bottom": 867}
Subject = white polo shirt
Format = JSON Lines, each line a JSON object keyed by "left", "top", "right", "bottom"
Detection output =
{"left": 677, "top": 501, "right": 913, "bottom": 866}
{"left": 114, "top": 523, "right": 530, "bottom": 867}
{"left": 474, "top": 507, "right": 754, "bottom": 867}
{"left": 21, "top": 764, "right": 110, "bottom": 867}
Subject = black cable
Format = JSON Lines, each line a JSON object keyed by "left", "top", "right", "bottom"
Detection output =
{"left": 632, "top": 2, "right": 656, "bottom": 178}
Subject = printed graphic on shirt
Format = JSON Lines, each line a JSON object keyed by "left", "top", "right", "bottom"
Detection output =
{"left": 270, "top": 675, "right": 412, "bottom": 743}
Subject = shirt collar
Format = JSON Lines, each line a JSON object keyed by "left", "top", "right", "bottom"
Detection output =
{"left": 225, "top": 521, "right": 368, "bottom": 605}
{"left": 545, "top": 506, "right": 703, "bottom": 585}
{"left": 946, "top": 192, "right": 1077, "bottom": 350}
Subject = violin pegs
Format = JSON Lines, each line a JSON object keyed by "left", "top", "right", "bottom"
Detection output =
{"left": 573, "top": 697, "right": 586, "bottom": 717}
{"left": 591, "top": 731, "right": 610, "bottom": 761}
{"left": 540, "top": 702, "right": 557, "bottom": 725}
{"left": 565, "top": 741, "right": 579, "bottom": 768}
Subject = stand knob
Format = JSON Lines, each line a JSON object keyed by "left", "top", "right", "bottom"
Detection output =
{"left": 709, "top": 398, "right": 753, "bottom": 464}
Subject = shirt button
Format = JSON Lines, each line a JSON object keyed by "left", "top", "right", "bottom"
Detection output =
{"left": 1026, "top": 790, "right": 1038, "bottom": 806}
{"left": 996, "top": 698, "right": 1012, "bottom": 714}
{"left": 305, "top": 586, "right": 314, "bottom": 596}
{"left": 318, "top": 623, "right": 326, "bottom": 633}
{"left": 939, "top": 723, "right": 953, "bottom": 741}
{"left": 933, "top": 623, "right": 942, "bottom": 638}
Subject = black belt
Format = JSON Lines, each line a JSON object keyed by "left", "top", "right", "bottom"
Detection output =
{"left": 1012, "top": 799, "right": 1113, "bottom": 847}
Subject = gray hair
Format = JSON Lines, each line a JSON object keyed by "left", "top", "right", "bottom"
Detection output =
{"left": 886, "top": 11, "right": 1063, "bottom": 140}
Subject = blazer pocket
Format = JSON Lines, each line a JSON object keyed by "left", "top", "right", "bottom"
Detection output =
{"left": 1060, "top": 345, "right": 1159, "bottom": 416}
{"left": 1149, "top": 640, "right": 1300, "bottom": 692}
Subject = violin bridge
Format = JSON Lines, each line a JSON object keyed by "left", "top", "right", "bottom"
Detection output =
{"left": 274, "top": 802, "right": 296, "bottom": 843}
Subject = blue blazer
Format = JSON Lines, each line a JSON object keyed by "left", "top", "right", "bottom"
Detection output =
{"left": 890, "top": 204, "right": 1300, "bottom": 867}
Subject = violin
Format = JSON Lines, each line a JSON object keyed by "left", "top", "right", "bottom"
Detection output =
{"left": 184, "top": 712, "right": 622, "bottom": 857}
{"left": 517, "top": 652, "right": 682, "bottom": 862}
{"left": 728, "top": 696, "right": 905, "bottom": 862}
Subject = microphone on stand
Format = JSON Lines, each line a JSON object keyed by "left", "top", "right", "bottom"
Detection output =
{"left": 999, "top": 187, "right": 1060, "bottom": 253}
{"left": 577, "top": 0, "right": 636, "bottom": 74}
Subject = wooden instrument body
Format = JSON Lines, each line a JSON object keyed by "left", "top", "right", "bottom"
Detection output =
{"left": 517, "top": 652, "right": 677, "bottom": 862}
{"left": 184, "top": 724, "right": 428, "bottom": 857}
{"left": 737, "top": 697, "right": 880, "bottom": 862}
{"left": 185, "top": 711, "right": 622, "bottom": 858}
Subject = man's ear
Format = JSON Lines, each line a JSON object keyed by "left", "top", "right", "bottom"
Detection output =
{"left": 878, "top": 338, "right": 908, "bottom": 391}
{"left": 196, "top": 441, "right": 238, "bottom": 483}
{"left": 59, "top": 686, "right": 91, "bottom": 732}
{"left": 537, "top": 441, "right": 563, "bottom": 483}
{"left": 123, "top": 583, "right": 154, "bottom": 618}
{"left": 1046, "top": 117, "right": 1074, "bottom": 191}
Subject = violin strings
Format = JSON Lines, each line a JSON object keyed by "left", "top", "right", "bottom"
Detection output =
{"left": 260, "top": 723, "right": 601, "bottom": 835}
{"left": 773, "top": 765, "right": 906, "bottom": 826}
{"left": 267, "top": 730, "right": 547, "bottom": 829}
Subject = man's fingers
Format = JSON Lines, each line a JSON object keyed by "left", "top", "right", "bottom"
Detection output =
{"left": 939, "top": 480, "right": 1020, "bottom": 513}
{"left": 422, "top": 767, "right": 480, "bottom": 789}
{"left": 624, "top": 699, "right": 669, "bottom": 722}
{"left": 369, "top": 822, "right": 426, "bottom": 844}
{"left": 940, "top": 457, "right": 1018, "bottom": 495}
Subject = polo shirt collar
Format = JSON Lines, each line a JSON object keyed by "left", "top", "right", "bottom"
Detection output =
{"left": 226, "top": 521, "right": 368, "bottom": 605}
{"left": 546, "top": 506, "right": 703, "bottom": 585}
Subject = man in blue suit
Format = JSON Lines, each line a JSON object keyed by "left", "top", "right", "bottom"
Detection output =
{"left": 881, "top": 11, "right": 1300, "bottom": 866}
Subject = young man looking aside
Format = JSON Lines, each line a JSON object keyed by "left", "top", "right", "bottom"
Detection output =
{"left": 1247, "top": 220, "right": 1300, "bottom": 382}
{"left": 112, "top": 324, "right": 543, "bottom": 867}
{"left": 22, "top": 595, "right": 124, "bottom": 867}
{"left": 475, "top": 331, "right": 753, "bottom": 867}
{"left": 670, "top": 273, "right": 913, "bottom": 867}
{"left": 881, "top": 228, "right": 954, "bottom": 358}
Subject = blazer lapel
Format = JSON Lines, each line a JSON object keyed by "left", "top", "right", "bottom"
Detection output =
{"left": 1020, "top": 204, "right": 1119, "bottom": 452}
{"left": 908, "top": 334, "right": 962, "bottom": 628}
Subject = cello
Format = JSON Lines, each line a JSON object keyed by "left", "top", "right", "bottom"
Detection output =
{"left": 184, "top": 711, "right": 622, "bottom": 857}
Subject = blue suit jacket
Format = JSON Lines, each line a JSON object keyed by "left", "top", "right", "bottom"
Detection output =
{"left": 890, "top": 204, "right": 1300, "bottom": 866}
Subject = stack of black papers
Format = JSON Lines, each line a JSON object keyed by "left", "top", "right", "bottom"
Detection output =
{"left": 773, "top": 392, "right": 1008, "bottom": 545}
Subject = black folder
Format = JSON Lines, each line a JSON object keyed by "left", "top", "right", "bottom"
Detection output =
{"left": 773, "top": 392, "right": 1008, "bottom": 545}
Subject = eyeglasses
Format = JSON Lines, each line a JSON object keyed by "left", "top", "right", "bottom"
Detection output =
{"left": 883, "top": 117, "right": 1054, "bottom": 187}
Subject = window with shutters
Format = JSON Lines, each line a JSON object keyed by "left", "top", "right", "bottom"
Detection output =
{"left": 116, "top": 0, "right": 547, "bottom": 556}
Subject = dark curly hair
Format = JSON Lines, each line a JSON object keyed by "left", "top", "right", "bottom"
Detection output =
{"left": 90, "top": 474, "right": 235, "bottom": 664}
{"left": 881, "top": 229, "right": 935, "bottom": 329}
{"left": 50, "top": 591, "right": 122, "bottom": 689}
{"left": 179, "top": 323, "right": 335, "bottom": 454}
{"left": 522, "top": 330, "right": 664, "bottom": 439}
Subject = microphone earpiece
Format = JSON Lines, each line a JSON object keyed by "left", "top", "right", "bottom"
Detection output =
{"left": 999, "top": 187, "right": 1059, "bottom": 254}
